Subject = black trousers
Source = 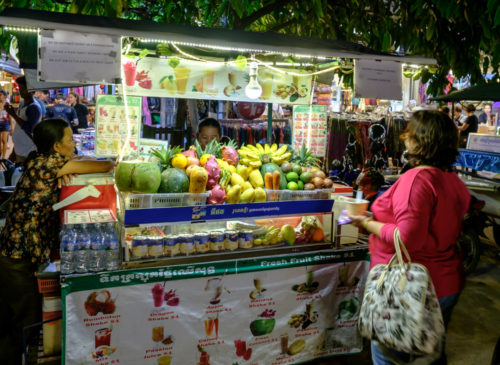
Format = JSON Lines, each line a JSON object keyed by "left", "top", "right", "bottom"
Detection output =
{"left": 0, "top": 256, "right": 41, "bottom": 365}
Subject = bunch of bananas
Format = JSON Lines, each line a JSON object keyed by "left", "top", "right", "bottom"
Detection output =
{"left": 238, "top": 143, "right": 292, "bottom": 167}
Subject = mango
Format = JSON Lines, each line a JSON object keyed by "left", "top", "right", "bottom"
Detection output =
{"left": 236, "top": 165, "right": 249, "bottom": 180}
{"left": 249, "top": 169, "right": 264, "bottom": 188}
{"left": 242, "top": 181, "right": 253, "bottom": 192}
{"left": 254, "top": 187, "right": 267, "bottom": 202}
{"left": 281, "top": 224, "right": 296, "bottom": 245}
{"left": 239, "top": 188, "right": 255, "bottom": 203}
{"left": 231, "top": 172, "right": 245, "bottom": 186}
{"left": 226, "top": 185, "right": 242, "bottom": 204}
{"left": 287, "top": 339, "right": 306, "bottom": 355}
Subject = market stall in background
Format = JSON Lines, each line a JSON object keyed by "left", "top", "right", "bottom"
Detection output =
{"left": 0, "top": 7, "right": 439, "bottom": 365}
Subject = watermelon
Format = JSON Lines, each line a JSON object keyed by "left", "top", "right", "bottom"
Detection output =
{"left": 260, "top": 163, "right": 287, "bottom": 190}
{"left": 159, "top": 168, "right": 189, "bottom": 193}
{"left": 115, "top": 161, "right": 161, "bottom": 193}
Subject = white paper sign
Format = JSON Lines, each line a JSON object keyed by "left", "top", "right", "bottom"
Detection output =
{"left": 354, "top": 59, "right": 402, "bottom": 100}
{"left": 38, "top": 29, "right": 121, "bottom": 84}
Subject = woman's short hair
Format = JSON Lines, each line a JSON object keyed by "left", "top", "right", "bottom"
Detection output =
{"left": 33, "top": 118, "right": 69, "bottom": 155}
{"left": 407, "top": 110, "right": 459, "bottom": 171}
{"left": 464, "top": 104, "right": 476, "bottom": 113}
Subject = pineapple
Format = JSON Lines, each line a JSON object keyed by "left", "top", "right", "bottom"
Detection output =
{"left": 292, "top": 143, "right": 321, "bottom": 168}
{"left": 149, "top": 145, "right": 182, "bottom": 170}
{"left": 194, "top": 139, "right": 222, "bottom": 159}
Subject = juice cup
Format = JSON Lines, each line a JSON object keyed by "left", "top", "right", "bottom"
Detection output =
{"left": 94, "top": 328, "right": 111, "bottom": 349}
{"left": 203, "top": 70, "right": 215, "bottom": 89}
{"left": 152, "top": 326, "right": 164, "bottom": 342}
{"left": 123, "top": 62, "right": 137, "bottom": 86}
{"left": 214, "top": 317, "right": 219, "bottom": 339}
{"left": 260, "top": 79, "right": 273, "bottom": 100}
{"left": 174, "top": 67, "right": 191, "bottom": 94}
{"left": 157, "top": 355, "right": 172, "bottom": 365}
{"left": 204, "top": 318, "right": 214, "bottom": 337}
{"left": 152, "top": 283, "right": 165, "bottom": 307}
{"left": 280, "top": 333, "right": 289, "bottom": 354}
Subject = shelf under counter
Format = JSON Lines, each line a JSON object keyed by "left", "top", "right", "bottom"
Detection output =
{"left": 121, "top": 199, "right": 334, "bottom": 226}
{"left": 122, "top": 242, "right": 368, "bottom": 269}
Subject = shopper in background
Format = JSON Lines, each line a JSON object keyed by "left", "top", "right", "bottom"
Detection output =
{"left": 196, "top": 117, "right": 221, "bottom": 149}
{"left": 88, "top": 105, "right": 96, "bottom": 127}
{"left": 19, "top": 90, "right": 46, "bottom": 119}
{"left": 4, "top": 76, "right": 42, "bottom": 163}
{"left": 0, "top": 90, "right": 12, "bottom": 159}
{"left": 348, "top": 110, "right": 470, "bottom": 365}
{"left": 0, "top": 118, "right": 113, "bottom": 365}
{"left": 453, "top": 105, "right": 465, "bottom": 126}
{"left": 478, "top": 103, "right": 491, "bottom": 124}
{"left": 46, "top": 93, "right": 78, "bottom": 129}
{"left": 68, "top": 92, "right": 89, "bottom": 132}
{"left": 458, "top": 104, "right": 479, "bottom": 147}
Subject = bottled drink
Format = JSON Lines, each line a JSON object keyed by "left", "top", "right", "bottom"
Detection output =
{"left": 105, "top": 223, "right": 121, "bottom": 271}
{"left": 75, "top": 224, "right": 91, "bottom": 273}
{"left": 60, "top": 224, "right": 77, "bottom": 274}
{"left": 89, "top": 224, "right": 107, "bottom": 272}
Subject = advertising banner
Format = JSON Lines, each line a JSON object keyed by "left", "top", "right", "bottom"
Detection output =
{"left": 121, "top": 57, "right": 313, "bottom": 105}
{"left": 292, "top": 105, "right": 328, "bottom": 157}
{"left": 38, "top": 30, "right": 121, "bottom": 84}
{"left": 62, "top": 251, "right": 369, "bottom": 365}
{"left": 94, "top": 95, "right": 142, "bottom": 157}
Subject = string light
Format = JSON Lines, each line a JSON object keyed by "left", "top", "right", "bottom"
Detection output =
{"left": 3, "top": 26, "right": 38, "bottom": 33}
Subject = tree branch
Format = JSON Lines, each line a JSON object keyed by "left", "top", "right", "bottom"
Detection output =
{"left": 233, "top": 0, "right": 294, "bottom": 29}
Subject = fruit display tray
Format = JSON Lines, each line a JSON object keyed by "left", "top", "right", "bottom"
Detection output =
{"left": 265, "top": 188, "right": 334, "bottom": 202}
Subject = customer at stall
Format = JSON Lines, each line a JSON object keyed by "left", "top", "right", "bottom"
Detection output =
{"left": 0, "top": 90, "right": 12, "bottom": 159}
{"left": 453, "top": 105, "right": 465, "bottom": 126}
{"left": 68, "top": 92, "right": 89, "bottom": 132}
{"left": 46, "top": 93, "right": 79, "bottom": 129}
{"left": 0, "top": 118, "right": 113, "bottom": 365}
{"left": 348, "top": 110, "right": 470, "bottom": 365}
{"left": 4, "top": 76, "right": 42, "bottom": 163}
{"left": 458, "top": 104, "right": 479, "bottom": 147}
{"left": 197, "top": 117, "right": 221, "bottom": 149}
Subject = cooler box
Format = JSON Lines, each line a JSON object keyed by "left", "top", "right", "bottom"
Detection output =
{"left": 55, "top": 173, "right": 116, "bottom": 220}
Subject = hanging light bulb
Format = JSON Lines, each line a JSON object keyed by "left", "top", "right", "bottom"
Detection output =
{"left": 245, "top": 61, "right": 262, "bottom": 99}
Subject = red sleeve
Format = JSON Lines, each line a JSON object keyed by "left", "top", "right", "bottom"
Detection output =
{"left": 379, "top": 171, "right": 437, "bottom": 249}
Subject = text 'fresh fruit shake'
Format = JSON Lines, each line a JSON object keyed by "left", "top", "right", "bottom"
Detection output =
{"left": 123, "top": 62, "right": 137, "bottom": 86}
{"left": 152, "top": 283, "right": 165, "bottom": 307}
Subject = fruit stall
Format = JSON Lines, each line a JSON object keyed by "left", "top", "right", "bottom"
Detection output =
{"left": 0, "top": 8, "right": 432, "bottom": 365}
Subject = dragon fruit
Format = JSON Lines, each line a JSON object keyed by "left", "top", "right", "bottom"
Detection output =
{"left": 208, "top": 184, "right": 226, "bottom": 204}
{"left": 182, "top": 146, "right": 197, "bottom": 158}
{"left": 207, "top": 177, "right": 218, "bottom": 190}
{"left": 221, "top": 145, "right": 239, "bottom": 166}
{"left": 204, "top": 156, "right": 220, "bottom": 184}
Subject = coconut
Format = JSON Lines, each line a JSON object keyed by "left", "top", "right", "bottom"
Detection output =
{"left": 115, "top": 161, "right": 161, "bottom": 193}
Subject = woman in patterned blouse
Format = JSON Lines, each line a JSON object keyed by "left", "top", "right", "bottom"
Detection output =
{"left": 0, "top": 118, "right": 113, "bottom": 364}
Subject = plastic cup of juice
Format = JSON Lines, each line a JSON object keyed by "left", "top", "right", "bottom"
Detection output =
{"left": 123, "top": 62, "right": 137, "bottom": 86}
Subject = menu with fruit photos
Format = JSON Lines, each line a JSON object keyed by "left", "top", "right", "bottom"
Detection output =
{"left": 292, "top": 105, "right": 328, "bottom": 158}
{"left": 95, "top": 95, "right": 142, "bottom": 157}
{"left": 62, "top": 252, "right": 369, "bottom": 365}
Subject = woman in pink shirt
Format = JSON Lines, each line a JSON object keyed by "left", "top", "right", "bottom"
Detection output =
{"left": 350, "top": 110, "right": 470, "bottom": 365}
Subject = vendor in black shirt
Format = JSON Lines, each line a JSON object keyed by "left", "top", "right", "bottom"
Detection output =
{"left": 458, "top": 104, "right": 478, "bottom": 147}
{"left": 68, "top": 92, "right": 89, "bottom": 132}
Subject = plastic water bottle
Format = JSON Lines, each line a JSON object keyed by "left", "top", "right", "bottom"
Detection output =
{"left": 89, "top": 224, "right": 107, "bottom": 272}
{"left": 60, "top": 224, "right": 77, "bottom": 274}
{"left": 105, "top": 223, "right": 120, "bottom": 271}
{"left": 75, "top": 224, "right": 91, "bottom": 273}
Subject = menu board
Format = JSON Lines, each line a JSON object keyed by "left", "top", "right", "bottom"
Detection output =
{"left": 62, "top": 252, "right": 368, "bottom": 365}
{"left": 121, "top": 57, "right": 313, "bottom": 105}
{"left": 64, "top": 209, "right": 117, "bottom": 225}
{"left": 95, "top": 95, "right": 142, "bottom": 157}
{"left": 292, "top": 105, "right": 328, "bottom": 157}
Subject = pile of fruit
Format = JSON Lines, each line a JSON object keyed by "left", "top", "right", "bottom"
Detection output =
{"left": 115, "top": 140, "right": 333, "bottom": 205}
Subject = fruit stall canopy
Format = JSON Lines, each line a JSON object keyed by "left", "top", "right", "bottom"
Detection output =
{"left": 431, "top": 83, "right": 500, "bottom": 102}
{"left": 0, "top": 7, "right": 436, "bottom": 69}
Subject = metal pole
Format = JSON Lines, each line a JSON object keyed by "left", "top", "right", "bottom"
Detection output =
{"left": 267, "top": 103, "right": 273, "bottom": 144}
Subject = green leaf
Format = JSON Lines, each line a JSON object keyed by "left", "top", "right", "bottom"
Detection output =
{"left": 168, "top": 57, "right": 180, "bottom": 69}
{"left": 229, "top": 0, "right": 245, "bottom": 18}
{"left": 487, "top": 0, "right": 498, "bottom": 13}
{"left": 235, "top": 55, "right": 247, "bottom": 69}
{"left": 495, "top": 7, "right": 500, "bottom": 27}
{"left": 138, "top": 49, "right": 149, "bottom": 59}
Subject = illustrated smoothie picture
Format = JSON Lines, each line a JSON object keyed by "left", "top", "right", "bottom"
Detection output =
{"left": 174, "top": 67, "right": 191, "bottom": 94}
{"left": 203, "top": 70, "right": 215, "bottom": 89}
{"left": 204, "top": 316, "right": 219, "bottom": 338}
{"left": 204, "top": 278, "right": 225, "bottom": 304}
{"left": 152, "top": 326, "right": 164, "bottom": 343}
{"left": 280, "top": 333, "right": 289, "bottom": 355}
{"left": 249, "top": 277, "right": 267, "bottom": 299}
{"left": 123, "top": 61, "right": 137, "bottom": 86}
{"left": 152, "top": 283, "right": 164, "bottom": 307}
{"left": 260, "top": 79, "right": 273, "bottom": 100}
{"left": 95, "top": 328, "right": 111, "bottom": 349}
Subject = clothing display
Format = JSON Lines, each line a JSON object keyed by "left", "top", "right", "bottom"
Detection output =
{"left": 220, "top": 119, "right": 291, "bottom": 147}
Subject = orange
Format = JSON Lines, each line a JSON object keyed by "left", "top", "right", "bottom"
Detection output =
{"left": 171, "top": 153, "right": 188, "bottom": 169}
